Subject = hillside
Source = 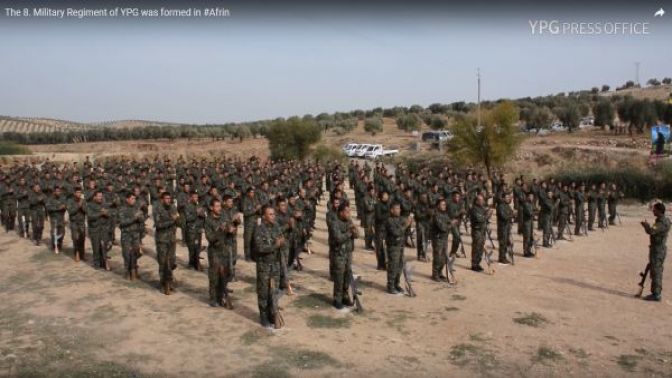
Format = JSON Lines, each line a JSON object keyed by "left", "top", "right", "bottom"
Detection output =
{"left": 601, "top": 84, "right": 672, "bottom": 102}
{"left": 0, "top": 116, "right": 92, "bottom": 133}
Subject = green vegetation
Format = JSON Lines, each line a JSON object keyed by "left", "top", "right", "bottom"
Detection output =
{"left": 266, "top": 117, "right": 322, "bottom": 160}
{"left": 0, "top": 141, "right": 31, "bottom": 155}
{"left": 532, "top": 346, "right": 564, "bottom": 365}
{"left": 306, "top": 314, "right": 351, "bottom": 329}
{"left": 310, "top": 144, "right": 346, "bottom": 164}
{"left": 616, "top": 354, "right": 642, "bottom": 372}
{"left": 513, "top": 312, "right": 548, "bottom": 328}
{"left": 363, "top": 117, "right": 383, "bottom": 135}
{"left": 449, "top": 101, "right": 521, "bottom": 177}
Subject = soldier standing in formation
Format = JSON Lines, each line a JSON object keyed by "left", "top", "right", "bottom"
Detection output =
{"left": 46, "top": 186, "right": 67, "bottom": 253}
{"left": 496, "top": 192, "right": 515, "bottom": 264}
{"left": 204, "top": 197, "right": 236, "bottom": 308}
{"left": 385, "top": 202, "right": 410, "bottom": 294}
{"left": 153, "top": 192, "right": 179, "bottom": 295}
{"left": 253, "top": 206, "right": 284, "bottom": 328}
{"left": 67, "top": 187, "right": 87, "bottom": 261}
{"left": 118, "top": 192, "right": 144, "bottom": 280}
{"left": 640, "top": 202, "right": 670, "bottom": 302}
{"left": 328, "top": 202, "right": 358, "bottom": 309}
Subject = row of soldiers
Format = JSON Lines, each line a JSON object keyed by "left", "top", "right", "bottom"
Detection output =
{"left": 340, "top": 160, "right": 630, "bottom": 292}
{"left": 0, "top": 157, "right": 325, "bottom": 327}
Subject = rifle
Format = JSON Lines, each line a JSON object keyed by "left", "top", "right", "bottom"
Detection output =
{"left": 52, "top": 221, "right": 62, "bottom": 254}
{"left": 483, "top": 243, "right": 495, "bottom": 275}
{"left": 616, "top": 211, "right": 623, "bottom": 226}
{"left": 402, "top": 260, "right": 416, "bottom": 297}
{"left": 22, "top": 214, "right": 28, "bottom": 238}
{"left": 223, "top": 250, "right": 234, "bottom": 309}
{"left": 565, "top": 223, "right": 574, "bottom": 242}
{"left": 269, "top": 279, "right": 285, "bottom": 329}
{"left": 636, "top": 263, "right": 650, "bottom": 298}
{"left": 485, "top": 224, "right": 496, "bottom": 249}
{"left": 350, "top": 272, "right": 363, "bottom": 313}
{"left": 532, "top": 233, "right": 541, "bottom": 259}
{"left": 507, "top": 224, "right": 515, "bottom": 265}
{"left": 445, "top": 248, "right": 457, "bottom": 285}
{"left": 280, "top": 251, "right": 294, "bottom": 295}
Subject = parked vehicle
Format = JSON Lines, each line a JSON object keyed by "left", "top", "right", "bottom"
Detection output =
{"left": 342, "top": 143, "right": 359, "bottom": 156}
{"left": 363, "top": 144, "right": 399, "bottom": 159}
{"left": 353, "top": 144, "right": 372, "bottom": 157}
{"left": 421, "top": 130, "right": 453, "bottom": 142}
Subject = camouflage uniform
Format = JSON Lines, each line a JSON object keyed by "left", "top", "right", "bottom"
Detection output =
{"left": 496, "top": 201, "right": 515, "bottom": 261}
{"left": 414, "top": 198, "right": 431, "bottom": 260}
{"left": 374, "top": 199, "right": 390, "bottom": 269}
{"left": 522, "top": 201, "right": 535, "bottom": 256}
{"left": 153, "top": 202, "right": 179, "bottom": 291}
{"left": 1, "top": 183, "right": 16, "bottom": 231}
{"left": 15, "top": 184, "right": 31, "bottom": 238}
{"left": 86, "top": 201, "right": 109, "bottom": 268}
{"left": 539, "top": 193, "right": 554, "bottom": 247}
{"left": 556, "top": 191, "right": 570, "bottom": 239}
{"left": 204, "top": 211, "right": 235, "bottom": 305}
{"left": 183, "top": 201, "right": 205, "bottom": 269}
{"left": 118, "top": 202, "right": 144, "bottom": 275}
{"left": 29, "top": 190, "right": 47, "bottom": 244}
{"left": 362, "top": 193, "right": 376, "bottom": 249}
{"left": 384, "top": 214, "right": 407, "bottom": 292}
{"left": 431, "top": 209, "right": 451, "bottom": 277}
{"left": 469, "top": 204, "right": 488, "bottom": 268}
{"left": 67, "top": 197, "right": 87, "bottom": 260}
{"left": 643, "top": 215, "right": 670, "bottom": 299}
{"left": 45, "top": 193, "right": 67, "bottom": 251}
{"left": 253, "top": 219, "right": 282, "bottom": 325}
{"left": 574, "top": 191, "right": 585, "bottom": 235}
{"left": 329, "top": 215, "right": 355, "bottom": 306}
{"left": 242, "top": 195, "right": 259, "bottom": 260}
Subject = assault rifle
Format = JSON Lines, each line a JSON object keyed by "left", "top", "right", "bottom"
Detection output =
{"left": 350, "top": 272, "right": 363, "bottom": 313}
{"left": 636, "top": 263, "right": 650, "bottom": 298}
{"left": 402, "top": 260, "right": 416, "bottom": 297}
{"left": 269, "top": 279, "right": 285, "bottom": 329}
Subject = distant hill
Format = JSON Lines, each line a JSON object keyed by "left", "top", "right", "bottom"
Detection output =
{"left": 0, "top": 116, "right": 190, "bottom": 134}
{"left": 601, "top": 84, "right": 672, "bottom": 102}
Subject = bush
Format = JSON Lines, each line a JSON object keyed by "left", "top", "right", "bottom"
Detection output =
{"left": 265, "top": 118, "right": 321, "bottom": 160}
{"left": 364, "top": 117, "right": 383, "bottom": 135}
{"left": 396, "top": 113, "right": 421, "bottom": 132}
{"left": 551, "top": 167, "right": 672, "bottom": 201}
{"left": 311, "top": 144, "right": 346, "bottom": 164}
{"left": 0, "top": 142, "right": 31, "bottom": 155}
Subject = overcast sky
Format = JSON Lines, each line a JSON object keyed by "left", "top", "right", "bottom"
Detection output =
{"left": 1, "top": 0, "right": 670, "bottom": 124}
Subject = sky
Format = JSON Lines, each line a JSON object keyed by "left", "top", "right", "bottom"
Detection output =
{"left": 1, "top": 0, "right": 670, "bottom": 124}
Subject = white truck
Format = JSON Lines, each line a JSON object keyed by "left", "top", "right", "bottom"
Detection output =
{"left": 363, "top": 144, "right": 399, "bottom": 159}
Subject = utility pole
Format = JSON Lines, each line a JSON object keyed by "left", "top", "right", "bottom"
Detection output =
{"left": 477, "top": 67, "right": 481, "bottom": 128}
{"left": 635, "top": 62, "right": 640, "bottom": 86}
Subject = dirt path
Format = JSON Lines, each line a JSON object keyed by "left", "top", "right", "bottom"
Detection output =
{"left": 0, "top": 186, "right": 671, "bottom": 377}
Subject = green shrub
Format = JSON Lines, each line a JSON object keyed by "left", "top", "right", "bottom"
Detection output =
{"left": 0, "top": 142, "right": 31, "bottom": 155}
{"left": 311, "top": 144, "right": 346, "bottom": 164}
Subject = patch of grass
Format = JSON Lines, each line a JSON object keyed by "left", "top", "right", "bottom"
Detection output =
{"left": 307, "top": 314, "right": 351, "bottom": 329}
{"left": 240, "top": 329, "right": 268, "bottom": 345}
{"left": 513, "top": 312, "right": 548, "bottom": 328}
{"left": 635, "top": 348, "right": 648, "bottom": 355}
{"left": 469, "top": 333, "right": 490, "bottom": 343}
{"left": 451, "top": 294, "right": 467, "bottom": 301}
{"left": 30, "top": 251, "right": 62, "bottom": 263}
{"left": 0, "top": 141, "right": 31, "bottom": 155}
{"left": 247, "top": 361, "right": 292, "bottom": 378}
{"left": 532, "top": 346, "right": 564, "bottom": 366}
{"left": 292, "top": 293, "right": 332, "bottom": 309}
{"left": 616, "top": 354, "right": 642, "bottom": 372}
{"left": 604, "top": 335, "right": 619, "bottom": 341}
{"left": 449, "top": 343, "right": 498, "bottom": 372}
{"left": 569, "top": 348, "right": 590, "bottom": 359}
{"left": 445, "top": 306, "right": 459, "bottom": 312}
{"left": 385, "top": 312, "right": 411, "bottom": 334}
{"left": 270, "top": 347, "right": 341, "bottom": 370}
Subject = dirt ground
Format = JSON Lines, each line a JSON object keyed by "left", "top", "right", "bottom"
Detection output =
{"left": 1, "top": 182, "right": 671, "bottom": 377}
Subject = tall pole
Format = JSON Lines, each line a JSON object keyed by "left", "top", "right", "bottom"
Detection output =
{"left": 635, "top": 62, "right": 640, "bottom": 86}
{"left": 477, "top": 68, "right": 481, "bottom": 127}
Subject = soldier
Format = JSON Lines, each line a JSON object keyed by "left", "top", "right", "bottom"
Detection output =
{"left": 103, "top": 182, "right": 120, "bottom": 247}
{"left": 29, "top": 183, "right": 47, "bottom": 245}
{"left": 204, "top": 197, "right": 236, "bottom": 308}
{"left": 67, "top": 187, "right": 87, "bottom": 262}
{"left": 607, "top": 183, "right": 624, "bottom": 225}
{"left": 242, "top": 187, "right": 260, "bottom": 261}
{"left": 586, "top": 184, "right": 597, "bottom": 231}
{"left": 329, "top": 202, "right": 358, "bottom": 309}
{"left": 447, "top": 191, "right": 466, "bottom": 257}
{"left": 153, "top": 192, "right": 179, "bottom": 295}
{"left": 414, "top": 192, "right": 432, "bottom": 261}
{"left": 222, "top": 194, "right": 242, "bottom": 279}
{"left": 597, "top": 182, "right": 607, "bottom": 229}
{"left": 15, "top": 177, "right": 31, "bottom": 238}
{"left": 362, "top": 185, "right": 377, "bottom": 251}
{"left": 183, "top": 191, "right": 206, "bottom": 270}
{"left": 431, "top": 198, "right": 453, "bottom": 281}
{"left": 374, "top": 191, "right": 391, "bottom": 270}
{"left": 385, "top": 202, "right": 411, "bottom": 294}
{"left": 118, "top": 192, "right": 144, "bottom": 280}
{"left": 275, "top": 196, "right": 294, "bottom": 290}
{"left": 1, "top": 177, "right": 16, "bottom": 232}
{"left": 640, "top": 202, "right": 670, "bottom": 302}
{"left": 522, "top": 192, "right": 535, "bottom": 257}
{"left": 539, "top": 188, "right": 555, "bottom": 247}
{"left": 574, "top": 184, "right": 586, "bottom": 236}
{"left": 556, "top": 185, "right": 571, "bottom": 240}
{"left": 45, "top": 186, "right": 67, "bottom": 253}
{"left": 496, "top": 192, "right": 515, "bottom": 264}
{"left": 254, "top": 206, "right": 285, "bottom": 328}
{"left": 87, "top": 190, "right": 110, "bottom": 270}
{"left": 469, "top": 194, "right": 490, "bottom": 271}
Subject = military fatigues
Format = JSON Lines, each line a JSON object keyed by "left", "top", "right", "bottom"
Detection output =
{"left": 242, "top": 196, "right": 259, "bottom": 261}
{"left": 183, "top": 201, "right": 205, "bottom": 269}
{"left": 329, "top": 215, "right": 355, "bottom": 306}
{"left": 556, "top": 191, "right": 570, "bottom": 239}
{"left": 1, "top": 184, "right": 16, "bottom": 231}
{"left": 522, "top": 201, "right": 534, "bottom": 256}
{"left": 414, "top": 199, "right": 431, "bottom": 260}
{"left": 574, "top": 191, "right": 585, "bottom": 235}
{"left": 67, "top": 197, "right": 87, "bottom": 260}
{"left": 29, "top": 191, "right": 47, "bottom": 244}
{"left": 362, "top": 194, "right": 376, "bottom": 250}
{"left": 643, "top": 215, "right": 670, "bottom": 299}
{"left": 16, "top": 185, "right": 31, "bottom": 238}
{"left": 374, "top": 200, "right": 390, "bottom": 269}
{"left": 204, "top": 211, "right": 235, "bottom": 305}
{"left": 496, "top": 202, "right": 515, "bottom": 261}
{"left": 539, "top": 194, "right": 554, "bottom": 247}
{"left": 469, "top": 205, "right": 488, "bottom": 269}
{"left": 87, "top": 201, "right": 109, "bottom": 268}
{"left": 153, "top": 202, "right": 179, "bottom": 291}
{"left": 447, "top": 201, "right": 463, "bottom": 255}
{"left": 431, "top": 209, "right": 451, "bottom": 277}
{"left": 587, "top": 190, "right": 597, "bottom": 231}
{"left": 597, "top": 191, "right": 607, "bottom": 228}
{"left": 384, "top": 214, "right": 407, "bottom": 292}
{"left": 118, "top": 203, "right": 144, "bottom": 275}
{"left": 253, "top": 220, "right": 282, "bottom": 325}
{"left": 45, "top": 194, "right": 67, "bottom": 251}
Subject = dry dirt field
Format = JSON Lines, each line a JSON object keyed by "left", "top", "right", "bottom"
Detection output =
{"left": 1, "top": 182, "right": 671, "bottom": 377}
